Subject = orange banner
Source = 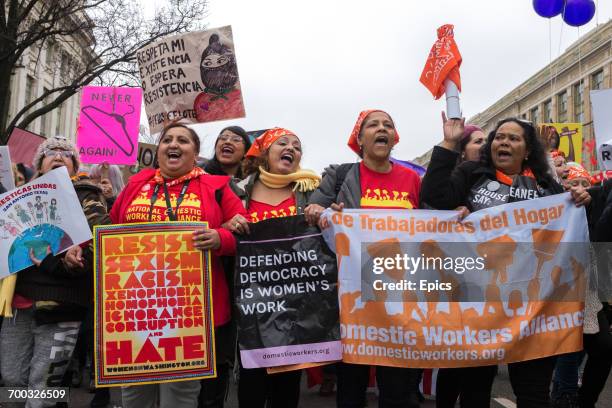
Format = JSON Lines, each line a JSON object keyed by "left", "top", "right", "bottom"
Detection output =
{"left": 321, "top": 194, "right": 588, "bottom": 368}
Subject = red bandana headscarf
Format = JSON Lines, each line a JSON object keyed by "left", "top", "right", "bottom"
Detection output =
{"left": 566, "top": 163, "right": 590, "bottom": 182}
{"left": 419, "top": 24, "right": 462, "bottom": 100}
{"left": 246, "top": 127, "right": 297, "bottom": 158}
{"left": 551, "top": 150, "right": 565, "bottom": 160}
{"left": 347, "top": 110, "right": 400, "bottom": 155}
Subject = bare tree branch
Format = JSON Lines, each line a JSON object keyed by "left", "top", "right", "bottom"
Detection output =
{"left": 0, "top": 0, "right": 208, "bottom": 144}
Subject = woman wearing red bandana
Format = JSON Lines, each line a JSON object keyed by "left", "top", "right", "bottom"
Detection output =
{"left": 110, "top": 123, "right": 247, "bottom": 408}
{"left": 307, "top": 110, "right": 422, "bottom": 408}
{"left": 421, "top": 116, "right": 590, "bottom": 408}
{"left": 223, "top": 127, "right": 321, "bottom": 408}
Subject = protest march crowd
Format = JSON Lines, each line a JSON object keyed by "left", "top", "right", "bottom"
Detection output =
{"left": 1, "top": 110, "right": 611, "bottom": 408}
{"left": 0, "top": 15, "right": 611, "bottom": 408}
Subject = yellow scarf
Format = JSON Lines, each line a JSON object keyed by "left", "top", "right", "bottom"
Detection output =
{"left": 0, "top": 275, "right": 17, "bottom": 317}
{"left": 258, "top": 167, "right": 321, "bottom": 192}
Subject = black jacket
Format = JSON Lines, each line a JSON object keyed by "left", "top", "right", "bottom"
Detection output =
{"left": 590, "top": 179, "right": 612, "bottom": 241}
{"left": 15, "top": 181, "right": 110, "bottom": 323}
{"left": 421, "top": 146, "right": 564, "bottom": 211}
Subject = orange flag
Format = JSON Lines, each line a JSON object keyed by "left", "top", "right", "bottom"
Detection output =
{"left": 420, "top": 24, "right": 462, "bottom": 100}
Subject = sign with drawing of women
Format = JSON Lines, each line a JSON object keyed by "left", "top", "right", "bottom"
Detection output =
{"left": 137, "top": 26, "right": 246, "bottom": 134}
{"left": 0, "top": 167, "right": 92, "bottom": 277}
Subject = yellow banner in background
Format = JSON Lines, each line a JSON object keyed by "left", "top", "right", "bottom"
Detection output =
{"left": 542, "top": 123, "right": 583, "bottom": 165}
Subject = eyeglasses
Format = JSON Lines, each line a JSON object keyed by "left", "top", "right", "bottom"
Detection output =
{"left": 218, "top": 135, "right": 244, "bottom": 144}
{"left": 43, "top": 149, "right": 74, "bottom": 159}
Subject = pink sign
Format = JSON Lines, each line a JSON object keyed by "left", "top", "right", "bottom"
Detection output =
{"left": 7, "top": 128, "right": 45, "bottom": 167}
{"left": 77, "top": 86, "right": 142, "bottom": 165}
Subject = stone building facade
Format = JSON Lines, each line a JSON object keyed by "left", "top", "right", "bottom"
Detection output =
{"left": 6, "top": 8, "right": 97, "bottom": 141}
{"left": 414, "top": 20, "right": 612, "bottom": 170}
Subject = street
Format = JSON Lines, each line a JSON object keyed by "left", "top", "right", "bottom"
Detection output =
{"left": 64, "top": 364, "right": 612, "bottom": 408}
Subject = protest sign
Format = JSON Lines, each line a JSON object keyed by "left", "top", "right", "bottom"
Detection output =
{"left": 540, "top": 123, "right": 583, "bottom": 164}
{"left": 94, "top": 222, "right": 215, "bottom": 386}
{"left": 7, "top": 127, "right": 45, "bottom": 166}
{"left": 0, "top": 167, "right": 92, "bottom": 277}
{"left": 137, "top": 26, "right": 245, "bottom": 134}
{"left": 236, "top": 215, "right": 341, "bottom": 368}
{"left": 120, "top": 142, "right": 158, "bottom": 183}
{"left": 77, "top": 86, "right": 142, "bottom": 165}
{"left": 321, "top": 193, "right": 589, "bottom": 368}
{"left": 0, "top": 146, "right": 15, "bottom": 191}
{"left": 590, "top": 89, "right": 612, "bottom": 170}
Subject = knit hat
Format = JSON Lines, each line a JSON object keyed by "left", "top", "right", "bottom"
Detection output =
{"left": 32, "top": 136, "right": 80, "bottom": 173}
{"left": 347, "top": 110, "right": 399, "bottom": 155}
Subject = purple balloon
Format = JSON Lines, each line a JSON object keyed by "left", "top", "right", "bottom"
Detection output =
{"left": 563, "top": 0, "right": 596, "bottom": 27}
{"left": 533, "top": 0, "right": 564, "bottom": 18}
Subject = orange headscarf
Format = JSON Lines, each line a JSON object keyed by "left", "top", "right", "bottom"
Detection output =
{"left": 566, "top": 163, "right": 590, "bottom": 182}
{"left": 551, "top": 149, "right": 565, "bottom": 159}
{"left": 347, "top": 110, "right": 400, "bottom": 155}
{"left": 420, "top": 24, "right": 462, "bottom": 100}
{"left": 245, "top": 127, "right": 297, "bottom": 158}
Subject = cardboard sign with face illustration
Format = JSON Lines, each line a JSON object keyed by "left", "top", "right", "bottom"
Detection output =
{"left": 137, "top": 26, "right": 246, "bottom": 134}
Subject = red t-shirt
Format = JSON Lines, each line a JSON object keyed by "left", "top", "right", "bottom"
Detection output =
{"left": 247, "top": 195, "right": 297, "bottom": 223}
{"left": 125, "top": 180, "right": 203, "bottom": 222}
{"left": 359, "top": 162, "right": 421, "bottom": 209}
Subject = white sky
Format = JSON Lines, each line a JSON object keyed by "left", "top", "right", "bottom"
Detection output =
{"left": 145, "top": 0, "right": 612, "bottom": 173}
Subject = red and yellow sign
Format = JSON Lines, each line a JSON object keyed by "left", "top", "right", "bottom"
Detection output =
{"left": 541, "top": 123, "right": 583, "bottom": 165}
{"left": 94, "top": 222, "right": 215, "bottom": 386}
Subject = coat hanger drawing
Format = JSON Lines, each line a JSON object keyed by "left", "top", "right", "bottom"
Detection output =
{"left": 80, "top": 104, "right": 136, "bottom": 157}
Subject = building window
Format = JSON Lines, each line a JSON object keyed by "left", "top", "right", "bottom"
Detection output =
{"left": 530, "top": 106, "right": 539, "bottom": 124}
{"left": 557, "top": 91, "right": 568, "bottom": 123}
{"left": 25, "top": 76, "right": 36, "bottom": 131}
{"left": 25, "top": 76, "right": 35, "bottom": 105}
{"left": 40, "top": 88, "right": 49, "bottom": 136}
{"left": 573, "top": 82, "right": 584, "bottom": 123}
{"left": 55, "top": 103, "right": 64, "bottom": 136}
{"left": 45, "top": 41, "right": 55, "bottom": 67}
{"left": 543, "top": 99, "right": 553, "bottom": 123}
{"left": 592, "top": 70, "right": 604, "bottom": 90}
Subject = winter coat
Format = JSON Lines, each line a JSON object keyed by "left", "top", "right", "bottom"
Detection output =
{"left": 110, "top": 168, "right": 247, "bottom": 327}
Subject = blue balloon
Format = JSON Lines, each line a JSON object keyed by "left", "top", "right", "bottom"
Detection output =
{"left": 563, "top": 0, "right": 596, "bottom": 27}
{"left": 533, "top": 0, "right": 564, "bottom": 18}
